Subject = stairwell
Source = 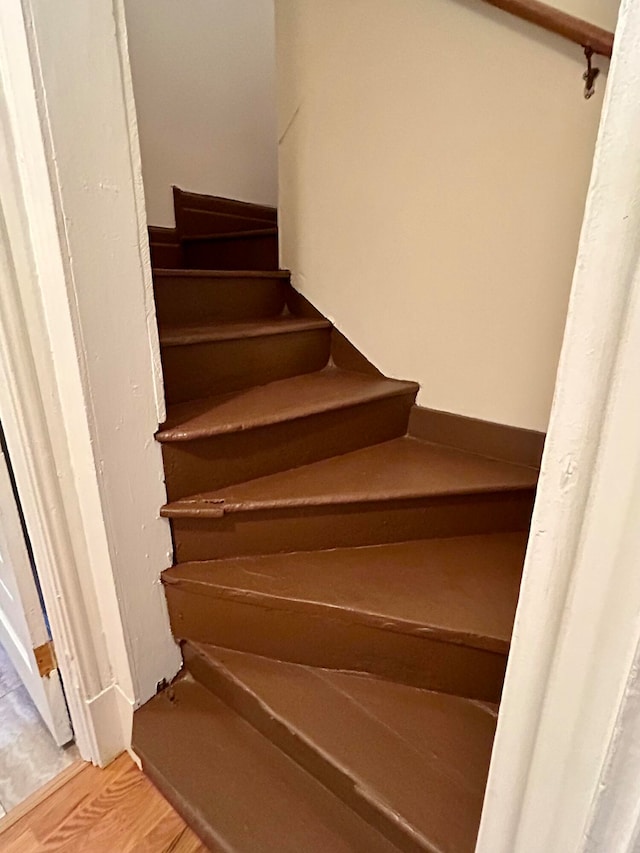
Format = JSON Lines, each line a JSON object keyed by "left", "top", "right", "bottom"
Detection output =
{"left": 132, "top": 187, "right": 539, "bottom": 852}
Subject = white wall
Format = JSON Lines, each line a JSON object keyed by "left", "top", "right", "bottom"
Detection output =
{"left": 477, "top": 2, "right": 640, "bottom": 847}
{"left": 275, "top": 0, "right": 619, "bottom": 431}
{"left": 0, "top": 0, "right": 182, "bottom": 762}
{"left": 126, "top": 0, "right": 278, "bottom": 226}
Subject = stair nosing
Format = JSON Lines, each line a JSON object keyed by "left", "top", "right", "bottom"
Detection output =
{"left": 185, "top": 642, "right": 480, "bottom": 853}
{"left": 156, "top": 372, "right": 419, "bottom": 443}
{"left": 161, "top": 478, "right": 534, "bottom": 517}
{"left": 134, "top": 673, "right": 399, "bottom": 853}
{"left": 182, "top": 227, "right": 278, "bottom": 244}
{"left": 175, "top": 190, "right": 277, "bottom": 220}
{"left": 159, "top": 317, "right": 331, "bottom": 347}
{"left": 181, "top": 203, "right": 275, "bottom": 225}
{"left": 152, "top": 267, "right": 290, "bottom": 279}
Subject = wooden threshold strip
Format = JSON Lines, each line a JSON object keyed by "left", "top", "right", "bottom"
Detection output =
{"left": 480, "top": 0, "right": 614, "bottom": 57}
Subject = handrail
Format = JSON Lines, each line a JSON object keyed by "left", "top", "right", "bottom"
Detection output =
{"left": 480, "top": 0, "right": 614, "bottom": 57}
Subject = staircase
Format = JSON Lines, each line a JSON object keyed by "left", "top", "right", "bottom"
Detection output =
{"left": 133, "top": 188, "right": 538, "bottom": 852}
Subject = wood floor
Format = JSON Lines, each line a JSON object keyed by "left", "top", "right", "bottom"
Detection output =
{"left": 0, "top": 753, "right": 207, "bottom": 852}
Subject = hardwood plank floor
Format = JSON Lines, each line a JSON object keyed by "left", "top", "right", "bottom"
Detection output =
{"left": 0, "top": 753, "right": 208, "bottom": 852}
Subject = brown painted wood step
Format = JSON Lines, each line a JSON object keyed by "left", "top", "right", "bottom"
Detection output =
{"left": 158, "top": 371, "right": 418, "bottom": 442}
{"left": 159, "top": 317, "right": 332, "bottom": 404}
{"left": 149, "top": 226, "right": 182, "bottom": 268}
{"left": 184, "top": 642, "right": 497, "bottom": 853}
{"left": 153, "top": 268, "right": 290, "bottom": 326}
{"left": 178, "top": 206, "right": 276, "bottom": 237}
{"left": 182, "top": 228, "right": 279, "bottom": 270}
{"left": 167, "top": 435, "right": 537, "bottom": 511}
{"left": 157, "top": 369, "right": 418, "bottom": 500}
{"left": 149, "top": 225, "right": 178, "bottom": 241}
{"left": 133, "top": 675, "right": 398, "bottom": 853}
{"left": 164, "top": 532, "right": 527, "bottom": 700}
{"left": 164, "top": 438, "right": 536, "bottom": 561}
{"left": 159, "top": 315, "right": 331, "bottom": 346}
{"left": 150, "top": 243, "right": 182, "bottom": 269}
{"left": 173, "top": 186, "right": 277, "bottom": 223}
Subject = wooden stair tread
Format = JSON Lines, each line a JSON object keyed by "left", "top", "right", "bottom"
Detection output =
{"left": 156, "top": 368, "right": 419, "bottom": 442}
{"left": 183, "top": 227, "right": 278, "bottom": 243}
{"left": 144, "top": 186, "right": 538, "bottom": 849}
{"left": 133, "top": 675, "right": 397, "bottom": 853}
{"left": 179, "top": 207, "right": 275, "bottom": 235}
{"left": 174, "top": 188, "right": 277, "bottom": 222}
{"left": 164, "top": 532, "right": 526, "bottom": 653}
{"left": 148, "top": 226, "right": 179, "bottom": 243}
{"left": 159, "top": 316, "right": 330, "bottom": 347}
{"left": 163, "top": 436, "right": 537, "bottom": 513}
{"left": 185, "top": 643, "right": 497, "bottom": 853}
{"left": 153, "top": 267, "right": 290, "bottom": 279}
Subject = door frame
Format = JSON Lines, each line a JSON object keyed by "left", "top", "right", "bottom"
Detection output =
{"left": 477, "top": 0, "right": 640, "bottom": 849}
{"left": 0, "top": 0, "right": 180, "bottom": 766}
{"left": 0, "top": 429, "right": 73, "bottom": 747}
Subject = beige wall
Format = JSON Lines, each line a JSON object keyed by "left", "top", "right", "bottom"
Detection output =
{"left": 126, "top": 0, "right": 278, "bottom": 226}
{"left": 552, "top": 0, "right": 618, "bottom": 29}
{"left": 275, "top": 0, "right": 618, "bottom": 431}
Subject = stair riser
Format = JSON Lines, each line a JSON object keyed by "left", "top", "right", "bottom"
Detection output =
{"left": 177, "top": 206, "right": 275, "bottom": 237}
{"left": 184, "top": 645, "right": 430, "bottom": 853}
{"left": 170, "top": 490, "right": 535, "bottom": 561}
{"left": 161, "top": 393, "right": 416, "bottom": 501}
{"left": 150, "top": 242, "right": 183, "bottom": 269}
{"left": 161, "top": 328, "right": 332, "bottom": 404}
{"left": 154, "top": 276, "right": 289, "bottom": 326}
{"left": 133, "top": 744, "right": 216, "bottom": 852}
{"left": 183, "top": 234, "right": 279, "bottom": 270}
{"left": 168, "top": 586, "right": 506, "bottom": 701}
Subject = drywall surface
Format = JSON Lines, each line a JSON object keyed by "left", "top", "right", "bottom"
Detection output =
{"left": 15, "top": 0, "right": 181, "bottom": 746}
{"left": 275, "top": 0, "right": 618, "bottom": 431}
{"left": 126, "top": 0, "right": 278, "bottom": 226}
{"left": 553, "top": 0, "right": 619, "bottom": 29}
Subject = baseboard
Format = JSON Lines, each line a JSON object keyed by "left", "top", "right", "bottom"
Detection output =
{"left": 409, "top": 407, "right": 545, "bottom": 469}
{"left": 84, "top": 682, "right": 135, "bottom": 767}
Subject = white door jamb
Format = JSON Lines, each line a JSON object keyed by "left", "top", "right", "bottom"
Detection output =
{"left": 477, "top": 1, "right": 640, "bottom": 849}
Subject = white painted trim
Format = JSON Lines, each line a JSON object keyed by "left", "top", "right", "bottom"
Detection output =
{"left": 113, "top": 0, "right": 167, "bottom": 424}
{"left": 0, "top": 438, "right": 73, "bottom": 747}
{"left": 476, "top": 1, "right": 640, "bottom": 849}
{"left": 0, "top": 8, "right": 110, "bottom": 761}
{"left": 0, "top": 0, "right": 180, "bottom": 764}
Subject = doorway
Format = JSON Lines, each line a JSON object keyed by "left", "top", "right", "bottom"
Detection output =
{"left": 0, "top": 427, "right": 78, "bottom": 817}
